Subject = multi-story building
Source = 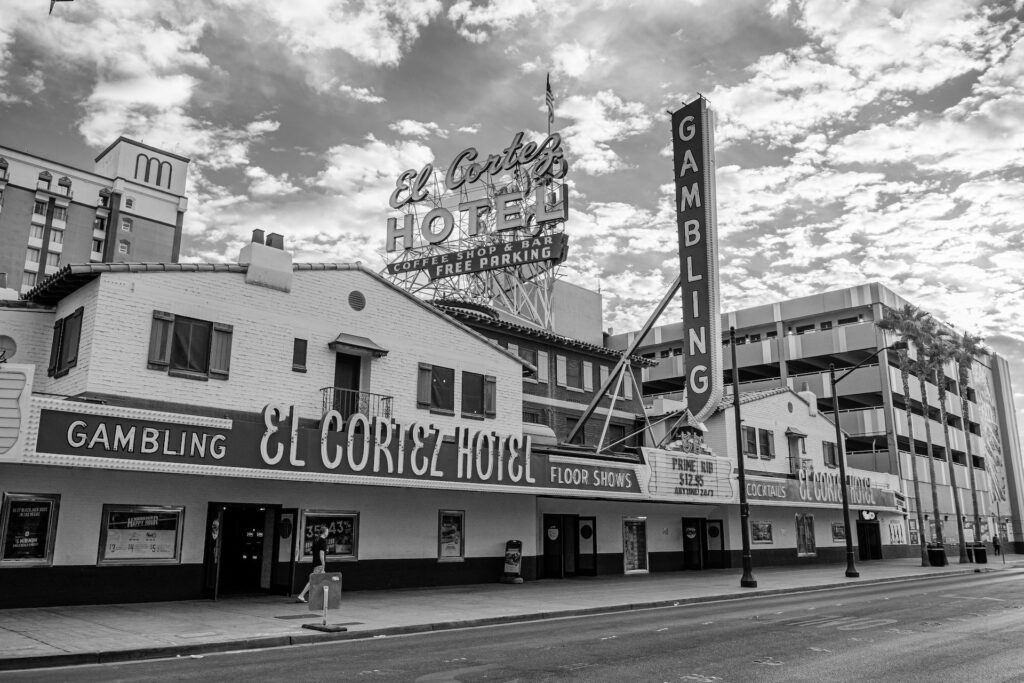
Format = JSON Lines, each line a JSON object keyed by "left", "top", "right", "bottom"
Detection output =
{"left": 0, "top": 137, "right": 190, "bottom": 293}
{"left": 608, "top": 282, "right": 1023, "bottom": 550}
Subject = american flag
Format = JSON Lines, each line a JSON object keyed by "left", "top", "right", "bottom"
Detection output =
{"left": 545, "top": 73, "right": 555, "bottom": 128}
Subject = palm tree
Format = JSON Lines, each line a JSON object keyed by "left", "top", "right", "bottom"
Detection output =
{"left": 952, "top": 331, "right": 989, "bottom": 547}
{"left": 905, "top": 314, "right": 947, "bottom": 557}
{"left": 877, "top": 304, "right": 930, "bottom": 566}
{"left": 926, "top": 326, "right": 968, "bottom": 563}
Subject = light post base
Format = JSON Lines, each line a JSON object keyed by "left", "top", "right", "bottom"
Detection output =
{"left": 741, "top": 576, "right": 758, "bottom": 588}
{"left": 845, "top": 568, "right": 860, "bottom": 578}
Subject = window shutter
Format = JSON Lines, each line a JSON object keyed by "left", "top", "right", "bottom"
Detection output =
{"left": 556, "top": 355, "right": 567, "bottom": 386}
{"left": 47, "top": 317, "right": 65, "bottom": 377}
{"left": 147, "top": 311, "right": 174, "bottom": 370}
{"left": 600, "top": 365, "right": 610, "bottom": 387}
{"left": 537, "top": 351, "right": 549, "bottom": 383}
{"left": 507, "top": 343, "right": 518, "bottom": 356}
{"left": 484, "top": 375, "right": 497, "bottom": 417}
{"left": 623, "top": 368, "right": 633, "bottom": 399}
{"left": 58, "top": 307, "right": 83, "bottom": 374}
{"left": 583, "top": 361, "right": 593, "bottom": 391}
{"left": 417, "top": 363, "right": 432, "bottom": 408}
{"left": 209, "top": 322, "right": 233, "bottom": 380}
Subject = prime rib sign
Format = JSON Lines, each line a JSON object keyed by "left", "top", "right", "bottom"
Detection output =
{"left": 384, "top": 131, "right": 570, "bottom": 279}
{"left": 671, "top": 97, "right": 723, "bottom": 424}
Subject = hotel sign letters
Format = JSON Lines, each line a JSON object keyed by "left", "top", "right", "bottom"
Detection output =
{"left": 745, "top": 471, "right": 898, "bottom": 510}
{"left": 671, "top": 97, "right": 722, "bottom": 424}
{"left": 386, "top": 234, "right": 568, "bottom": 280}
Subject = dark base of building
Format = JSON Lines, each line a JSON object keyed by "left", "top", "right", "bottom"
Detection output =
{"left": 0, "top": 543, "right": 995, "bottom": 608}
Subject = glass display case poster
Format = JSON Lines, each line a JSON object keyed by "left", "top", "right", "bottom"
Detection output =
{"left": 1, "top": 493, "right": 59, "bottom": 563}
{"left": 751, "top": 521, "right": 773, "bottom": 544}
{"left": 99, "top": 505, "right": 183, "bottom": 563}
{"left": 438, "top": 510, "right": 464, "bottom": 559}
{"left": 301, "top": 511, "right": 358, "bottom": 559}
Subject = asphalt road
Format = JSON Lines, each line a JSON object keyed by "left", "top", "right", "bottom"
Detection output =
{"left": 8, "top": 571, "right": 1024, "bottom": 682}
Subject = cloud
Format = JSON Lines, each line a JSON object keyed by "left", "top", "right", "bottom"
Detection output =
{"left": 246, "top": 166, "right": 301, "bottom": 197}
{"left": 551, "top": 42, "right": 606, "bottom": 78}
{"left": 338, "top": 84, "right": 386, "bottom": 103}
{"left": 558, "top": 90, "right": 653, "bottom": 174}
{"left": 447, "top": 0, "right": 541, "bottom": 43}
{"left": 389, "top": 119, "right": 449, "bottom": 138}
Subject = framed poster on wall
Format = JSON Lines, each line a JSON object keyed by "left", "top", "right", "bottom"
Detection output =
{"left": 299, "top": 510, "right": 359, "bottom": 561}
{"left": 751, "top": 521, "right": 773, "bottom": 544}
{"left": 438, "top": 510, "right": 464, "bottom": 561}
{"left": 0, "top": 493, "right": 60, "bottom": 566}
{"left": 97, "top": 505, "right": 184, "bottom": 564}
{"left": 831, "top": 522, "right": 846, "bottom": 541}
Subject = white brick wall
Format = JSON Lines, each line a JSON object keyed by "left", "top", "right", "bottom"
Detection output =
{"left": 0, "top": 307, "right": 54, "bottom": 371}
{"left": 37, "top": 267, "right": 523, "bottom": 435}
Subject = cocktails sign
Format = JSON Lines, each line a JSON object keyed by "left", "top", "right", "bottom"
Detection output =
{"left": 670, "top": 97, "right": 722, "bottom": 424}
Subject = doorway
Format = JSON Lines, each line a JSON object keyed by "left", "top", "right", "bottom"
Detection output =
{"left": 682, "top": 518, "right": 727, "bottom": 569}
{"left": 203, "top": 503, "right": 280, "bottom": 598}
{"left": 543, "top": 514, "right": 597, "bottom": 578}
{"left": 333, "top": 353, "right": 362, "bottom": 419}
{"left": 856, "top": 520, "right": 883, "bottom": 560}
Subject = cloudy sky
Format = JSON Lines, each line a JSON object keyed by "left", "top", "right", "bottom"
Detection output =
{"left": 2, "top": 0, "right": 1023, "bottom": 430}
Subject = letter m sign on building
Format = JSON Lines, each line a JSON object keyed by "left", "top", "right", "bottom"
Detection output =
{"left": 671, "top": 97, "right": 722, "bottom": 424}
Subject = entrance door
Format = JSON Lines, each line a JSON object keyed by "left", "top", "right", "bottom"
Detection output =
{"left": 705, "top": 519, "right": 726, "bottom": 569}
{"left": 333, "top": 353, "right": 362, "bottom": 419}
{"left": 576, "top": 517, "right": 597, "bottom": 576}
{"left": 204, "top": 503, "right": 278, "bottom": 596}
{"left": 682, "top": 517, "right": 703, "bottom": 569}
{"left": 856, "top": 521, "right": 883, "bottom": 560}
{"left": 542, "top": 514, "right": 581, "bottom": 578}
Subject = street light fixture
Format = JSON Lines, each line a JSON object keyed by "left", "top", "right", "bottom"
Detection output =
{"left": 829, "top": 340, "right": 908, "bottom": 578}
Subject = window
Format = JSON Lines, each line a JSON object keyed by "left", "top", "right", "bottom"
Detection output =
{"left": 292, "top": 338, "right": 307, "bottom": 372}
{"left": 147, "top": 311, "right": 232, "bottom": 380}
{"left": 91, "top": 238, "right": 103, "bottom": 253}
{"left": 758, "top": 428, "right": 775, "bottom": 459}
{"left": 461, "top": 371, "right": 496, "bottom": 418}
{"left": 820, "top": 321, "right": 833, "bottom": 331}
{"left": 1, "top": 493, "right": 61, "bottom": 566}
{"left": 118, "top": 240, "right": 129, "bottom": 255}
{"left": 22, "top": 271, "right": 37, "bottom": 287}
{"left": 823, "top": 441, "right": 839, "bottom": 468}
{"left": 523, "top": 410, "right": 543, "bottom": 424}
{"left": 608, "top": 423, "right": 627, "bottom": 447}
{"left": 125, "top": 196, "right": 135, "bottom": 209}
{"left": 765, "top": 330, "right": 778, "bottom": 338}
{"left": 518, "top": 346, "right": 537, "bottom": 366}
{"left": 45, "top": 252, "right": 59, "bottom": 268}
{"left": 47, "top": 306, "right": 83, "bottom": 378}
{"left": 438, "top": 510, "right": 464, "bottom": 561}
{"left": 622, "top": 517, "right": 648, "bottom": 573}
{"left": 749, "top": 333, "right": 761, "bottom": 342}
{"left": 566, "top": 357, "right": 583, "bottom": 389}
{"left": 93, "top": 217, "right": 106, "bottom": 231}
{"left": 837, "top": 316, "right": 859, "bottom": 325}
{"left": 52, "top": 206, "right": 67, "bottom": 222}
{"left": 660, "top": 349, "right": 671, "bottom": 358}
{"left": 417, "top": 363, "right": 454, "bottom": 413}
{"left": 33, "top": 200, "right": 47, "bottom": 216}
{"left": 30, "top": 225, "right": 44, "bottom": 239}
{"left": 795, "top": 324, "right": 815, "bottom": 334}
{"left": 566, "top": 417, "right": 584, "bottom": 445}
{"left": 121, "top": 218, "right": 133, "bottom": 232}
{"left": 37, "top": 172, "right": 51, "bottom": 189}
{"left": 299, "top": 510, "right": 359, "bottom": 561}
{"left": 26, "top": 248, "right": 40, "bottom": 263}
{"left": 743, "top": 425, "right": 758, "bottom": 457}
{"left": 796, "top": 514, "right": 816, "bottom": 556}
{"left": 97, "top": 505, "right": 183, "bottom": 565}
{"left": 49, "top": 230, "right": 63, "bottom": 245}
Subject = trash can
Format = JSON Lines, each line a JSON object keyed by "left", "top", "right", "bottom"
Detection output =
{"left": 973, "top": 544, "right": 987, "bottom": 564}
{"left": 927, "top": 544, "right": 948, "bottom": 567}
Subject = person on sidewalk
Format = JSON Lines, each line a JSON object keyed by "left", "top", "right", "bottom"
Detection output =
{"left": 993, "top": 536, "right": 1001, "bottom": 555}
{"left": 297, "top": 526, "right": 329, "bottom": 603}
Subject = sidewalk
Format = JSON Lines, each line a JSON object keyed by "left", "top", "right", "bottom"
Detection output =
{"left": 2, "top": 554, "right": 1021, "bottom": 671}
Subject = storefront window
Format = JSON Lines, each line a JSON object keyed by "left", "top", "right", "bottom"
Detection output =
{"left": 0, "top": 493, "right": 60, "bottom": 566}
{"left": 623, "top": 517, "right": 648, "bottom": 573}
{"left": 438, "top": 510, "right": 464, "bottom": 561}
{"left": 796, "top": 513, "right": 816, "bottom": 556}
{"left": 299, "top": 510, "right": 358, "bottom": 560}
{"left": 97, "top": 505, "right": 184, "bottom": 564}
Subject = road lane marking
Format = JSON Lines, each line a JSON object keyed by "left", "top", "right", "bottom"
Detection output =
{"left": 940, "top": 595, "right": 1006, "bottom": 601}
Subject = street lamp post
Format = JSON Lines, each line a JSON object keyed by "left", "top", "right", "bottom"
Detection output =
{"left": 829, "top": 341, "right": 907, "bottom": 579}
{"left": 731, "top": 326, "right": 757, "bottom": 588}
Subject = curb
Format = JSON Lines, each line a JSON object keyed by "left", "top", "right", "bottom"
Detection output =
{"left": 0, "top": 566, "right": 1002, "bottom": 672}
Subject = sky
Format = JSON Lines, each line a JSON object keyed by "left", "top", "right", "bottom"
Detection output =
{"left": 2, "top": 0, "right": 1023, "bottom": 436}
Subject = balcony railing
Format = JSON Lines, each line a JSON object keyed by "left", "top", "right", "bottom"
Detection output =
{"left": 320, "top": 387, "right": 393, "bottom": 421}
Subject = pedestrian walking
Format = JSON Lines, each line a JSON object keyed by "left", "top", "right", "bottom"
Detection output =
{"left": 296, "top": 526, "right": 329, "bottom": 603}
{"left": 993, "top": 536, "right": 1001, "bottom": 555}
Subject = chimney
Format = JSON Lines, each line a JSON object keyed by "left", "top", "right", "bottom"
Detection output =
{"left": 237, "top": 230, "right": 292, "bottom": 292}
{"left": 798, "top": 381, "right": 817, "bottom": 417}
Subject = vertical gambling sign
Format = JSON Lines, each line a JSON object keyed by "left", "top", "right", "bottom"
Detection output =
{"left": 671, "top": 97, "right": 723, "bottom": 424}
